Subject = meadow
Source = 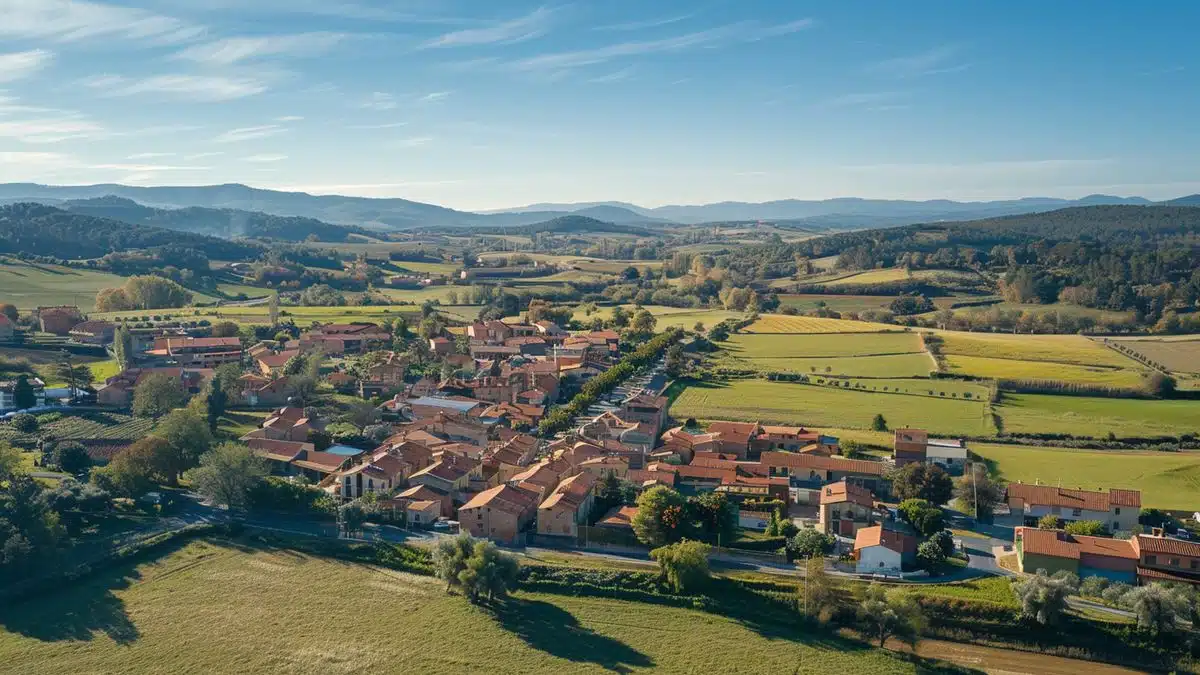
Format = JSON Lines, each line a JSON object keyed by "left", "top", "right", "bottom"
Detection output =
{"left": 819, "top": 268, "right": 981, "bottom": 288}
{"left": 1109, "top": 337, "right": 1200, "bottom": 375}
{"left": 722, "top": 332, "right": 924, "bottom": 359}
{"left": 949, "top": 302, "right": 1136, "bottom": 326}
{"left": 0, "top": 539, "right": 936, "bottom": 675}
{"left": 942, "top": 354, "right": 1148, "bottom": 388}
{"left": 997, "top": 393, "right": 1200, "bottom": 438}
{"left": 936, "top": 331, "right": 1140, "bottom": 369}
{"left": 671, "top": 380, "right": 994, "bottom": 436}
{"left": 970, "top": 442, "right": 1200, "bottom": 510}
{"left": 776, "top": 294, "right": 896, "bottom": 313}
{"left": 727, "top": 354, "right": 936, "bottom": 378}
{"left": 744, "top": 314, "right": 899, "bottom": 334}
{"left": 0, "top": 260, "right": 132, "bottom": 311}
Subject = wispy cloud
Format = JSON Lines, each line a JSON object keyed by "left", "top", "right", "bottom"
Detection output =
{"left": 588, "top": 66, "right": 635, "bottom": 84}
{"left": 242, "top": 153, "right": 288, "bottom": 162}
{"left": 424, "top": 6, "right": 554, "bottom": 48}
{"left": 418, "top": 91, "right": 451, "bottom": 103}
{"left": 361, "top": 92, "right": 398, "bottom": 110}
{"left": 127, "top": 152, "right": 176, "bottom": 160}
{"left": 0, "top": 0, "right": 202, "bottom": 44}
{"left": 0, "top": 116, "right": 105, "bottom": 143}
{"left": 347, "top": 121, "right": 408, "bottom": 130}
{"left": 174, "top": 32, "right": 346, "bottom": 66}
{"left": 82, "top": 74, "right": 268, "bottom": 101}
{"left": 276, "top": 115, "right": 304, "bottom": 122}
{"left": 0, "top": 50, "right": 54, "bottom": 83}
{"left": 508, "top": 19, "right": 813, "bottom": 71}
{"left": 213, "top": 124, "right": 287, "bottom": 143}
{"left": 595, "top": 14, "right": 693, "bottom": 32}
{"left": 868, "top": 44, "right": 969, "bottom": 78}
{"left": 184, "top": 151, "right": 224, "bottom": 160}
{"left": 396, "top": 136, "right": 433, "bottom": 148}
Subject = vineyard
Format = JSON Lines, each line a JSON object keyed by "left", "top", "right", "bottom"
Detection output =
{"left": 0, "top": 412, "right": 154, "bottom": 448}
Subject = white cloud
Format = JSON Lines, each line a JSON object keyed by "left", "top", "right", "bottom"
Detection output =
{"left": 396, "top": 136, "right": 433, "bottom": 148}
{"left": 0, "top": 151, "right": 72, "bottom": 165}
{"left": 213, "top": 124, "right": 287, "bottom": 143}
{"left": 276, "top": 115, "right": 304, "bottom": 122}
{"left": 424, "top": 6, "right": 554, "bottom": 48}
{"left": 0, "top": 50, "right": 54, "bottom": 83}
{"left": 361, "top": 92, "right": 398, "bottom": 110}
{"left": 242, "top": 153, "right": 288, "bottom": 162}
{"left": 127, "top": 152, "right": 176, "bottom": 159}
{"left": 0, "top": 116, "right": 105, "bottom": 143}
{"left": 185, "top": 151, "right": 224, "bottom": 160}
{"left": 82, "top": 74, "right": 268, "bottom": 101}
{"left": 347, "top": 121, "right": 408, "bottom": 130}
{"left": 174, "top": 32, "right": 345, "bottom": 66}
{"left": 418, "top": 91, "right": 450, "bottom": 103}
{"left": 509, "top": 19, "right": 813, "bottom": 71}
{"left": 588, "top": 66, "right": 634, "bottom": 84}
{"left": 595, "top": 15, "right": 692, "bottom": 32}
{"left": 868, "top": 44, "right": 969, "bottom": 78}
{"left": 0, "top": 0, "right": 202, "bottom": 44}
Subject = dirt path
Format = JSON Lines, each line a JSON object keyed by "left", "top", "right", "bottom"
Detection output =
{"left": 913, "top": 638, "right": 1146, "bottom": 675}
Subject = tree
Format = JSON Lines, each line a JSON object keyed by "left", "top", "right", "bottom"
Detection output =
{"left": 787, "top": 527, "right": 835, "bottom": 560}
{"left": 1037, "top": 514, "right": 1062, "bottom": 530}
{"left": 0, "top": 303, "right": 16, "bottom": 322}
{"left": 1063, "top": 520, "right": 1109, "bottom": 537}
{"left": 157, "top": 406, "right": 213, "bottom": 484}
{"left": 871, "top": 413, "right": 888, "bottom": 432}
{"left": 90, "top": 437, "right": 164, "bottom": 497}
{"left": 1125, "top": 584, "right": 1185, "bottom": 633}
{"left": 54, "top": 359, "right": 93, "bottom": 392}
{"left": 664, "top": 344, "right": 686, "bottom": 378}
{"left": 628, "top": 309, "right": 657, "bottom": 337}
{"left": 689, "top": 491, "right": 736, "bottom": 542}
{"left": 343, "top": 401, "right": 381, "bottom": 433}
{"left": 1079, "top": 576, "right": 1110, "bottom": 598}
{"left": 287, "top": 376, "right": 319, "bottom": 406}
{"left": 460, "top": 540, "right": 520, "bottom": 604}
{"left": 897, "top": 499, "right": 945, "bottom": 538}
{"left": 799, "top": 557, "right": 840, "bottom": 623}
{"left": 112, "top": 323, "right": 133, "bottom": 371}
{"left": 210, "top": 320, "right": 240, "bottom": 338}
{"left": 283, "top": 353, "right": 309, "bottom": 377}
{"left": 631, "top": 485, "right": 687, "bottom": 547}
{"left": 432, "top": 533, "right": 476, "bottom": 593}
{"left": 610, "top": 305, "right": 629, "bottom": 328}
{"left": 650, "top": 540, "right": 712, "bottom": 594}
{"left": 51, "top": 442, "right": 91, "bottom": 475}
{"left": 930, "top": 529, "right": 955, "bottom": 557}
{"left": 267, "top": 292, "right": 280, "bottom": 326}
{"left": 1011, "top": 570, "right": 1074, "bottom": 625}
{"left": 9, "top": 413, "right": 36, "bottom": 434}
{"left": 890, "top": 463, "right": 953, "bottom": 505}
{"left": 0, "top": 443, "right": 23, "bottom": 482}
{"left": 132, "top": 373, "right": 188, "bottom": 419}
{"left": 1142, "top": 372, "right": 1177, "bottom": 398}
{"left": 186, "top": 443, "right": 267, "bottom": 512}
{"left": 0, "top": 475, "right": 64, "bottom": 577}
{"left": 338, "top": 502, "right": 368, "bottom": 538}
{"left": 12, "top": 375, "right": 35, "bottom": 410}
{"left": 953, "top": 465, "right": 1003, "bottom": 519}
{"left": 858, "top": 585, "right": 923, "bottom": 649}
{"left": 200, "top": 379, "right": 229, "bottom": 432}
{"left": 40, "top": 478, "right": 111, "bottom": 535}
{"left": 916, "top": 540, "right": 947, "bottom": 574}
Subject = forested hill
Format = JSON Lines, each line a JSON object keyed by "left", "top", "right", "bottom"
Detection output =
{"left": 62, "top": 196, "right": 370, "bottom": 242}
{"left": 0, "top": 203, "right": 261, "bottom": 260}
{"left": 430, "top": 215, "right": 657, "bottom": 237}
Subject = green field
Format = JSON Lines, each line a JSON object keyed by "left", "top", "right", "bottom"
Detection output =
{"left": 723, "top": 332, "right": 924, "bottom": 359}
{"left": 950, "top": 302, "right": 1136, "bottom": 326}
{"left": 672, "top": 380, "right": 994, "bottom": 436}
{"left": 777, "top": 294, "right": 893, "bottom": 313}
{"left": 389, "top": 260, "right": 460, "bottom": 275}
{"left": 0, "top": 539, "right": 936, "bottom": 675}
{"left": 936, "top": 331, "right": 1138, "bottom": 369}
{"left": 1109, "top": 337, "right": 1200, "bottom": 375}
{"left": 0, "top": 260, "right": 133, "bottom": 311}
{"left": 997, "top": 393, "right": 1200, "bottom": 438}
{"left": 745, "top": 314, "right": 898, "bottom": 334}
{"left": 805, "top": 377, "right": 992, "bottom": 401}
{"left": 943, "top": 354, "right": 1148, "bottom": 388}
{"left": 728, "top": 354, "right": 936, "bottom": 378}
{"left": 819, "top": 268, "right": 980, "bottom": 288}
{"left": 972, "top": 443, "right": 1200, "bottom": 510}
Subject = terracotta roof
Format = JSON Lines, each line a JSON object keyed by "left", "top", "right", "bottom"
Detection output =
{"left": 69, "top": 320, "right": 114, "bottom": 335}
{"left": 854, "top": 525, "right": 916, "bottom": 555}
{"left": 256, "top": 350, "right": 300, "bottom": 369}
{"left": 673, "top": 464, "right": 737, "bottom": 482}
{"left": 1017, "top": 527, "right": 1138, "bottom": 561}
{"left": 248, "top": 438, "right": 312, "bottom": 462}
{"left": 820, "top": 481, "right": 874, "bottom": 507}
{"left": 1138, "top": 566, "right": 1200, "bottom": 584}
{"left": 627, "top": 469, "right": 676, "bottom": 487}
{"left": 460, "top": 483, "right": 538, "bottom": 515}
{"left": 406, "top": 499, "right": 439, "bottom": 512}
{"left": 1133, "top": 534, "right": 1200, "bottom": 557}
{"left": 597, "top": 505, "right": 638, "bottom": 529}
{"left": 292, "top": 451, "right": 347, "bottom": 473}
{"left": 512, "top": 461, "right": 562, "bottom": 488}
{"left": 410, "top": 460, "right": 469, "bottom": 482}
{"left": 1007, "top": 484, "right": 1141, "bottom": 511}
{"left": 759, "top": 451, "right": 886, "bottom": 476}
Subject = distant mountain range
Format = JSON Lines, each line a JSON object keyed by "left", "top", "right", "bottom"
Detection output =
{"left": 0, "top": 182, "right": 1195, "bottom": 232}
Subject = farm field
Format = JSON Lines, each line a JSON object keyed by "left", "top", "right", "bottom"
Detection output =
{"left": 819, "top": 268, "right": 980, "bottom": 288}
{"left": 1108, "top": 337, "right": 1200, "bottom": 375}
{"left": 804, "top": 377, "right": 992, "bottom": 401}
{"left": 936, "top": 331, "right": 1140, "bottom": 369}
{"left": 997, "top": 393, "right": 1200, "bottom": 439}
{"left": 475, "top": 252, "right": 664, "bottom": 274}
{"left": 96, "top": 305, "right": 421, "bottom": 326}
{"left": 0, "top": 539, "right": 936, "bottom": 675}
{"left": 0, "top": 411, "right": 153, "bottom": 448}
{"left": 671, "top": 380, "right": 994, "bottom": 436}
{"left": 727, "top": 353, "right": 936, "bottom": 378}
{"left": 971, "top": 443, "right": 1200, "bottom": 510}
{"left": 949, "top": 302, "right": 1136, "bottom": 325}
{"left": 388, "top": 260, "right": 460, "bottom": 275}
{"left": 942, "top": 354, "right": 1148, "bottom": 388}
{"left": 744, "top": 314, "right": 899, "bottom": 334}
{"left": 777, "top": 294, "right": 894, "bottom": 313}
{"left": 0, "top": 260, "right": 132, "bottom": 311}
{"left": 722, "top": 332, "right": 924, "bottom": 359}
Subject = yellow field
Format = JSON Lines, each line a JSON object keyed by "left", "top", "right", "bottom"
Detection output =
{"left": 936, "top": 331, "right": 1139, "bottom": 368}
{"left": 820, "top": 268, "right": 980, "bottom": 288}
{"left": 744, "top": 314, "right": 901, "bottom": 334}
{"left": 1109, "top": 337, "right": 1200, "bottom": 375}
{"left": 943, "top": 354, "right": 1148, "bottom": 388}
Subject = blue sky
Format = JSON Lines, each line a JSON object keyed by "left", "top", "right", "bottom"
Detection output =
{"left": 0, "top": 0, "right": 1197, "bottom": 210}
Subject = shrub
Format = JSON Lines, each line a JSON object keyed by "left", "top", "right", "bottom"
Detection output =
{"left": 650, "top": 540, "right": 712, "bottom": 594}
{"left": 8, "top": 413, "right": 37, "bottom": 434}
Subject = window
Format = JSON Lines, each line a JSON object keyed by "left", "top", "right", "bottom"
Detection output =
{"left": 1114, "top": 507, "right": 1121, "bottom": 515}
{"left": 1191, "top": 560, "right": 1198, "bottom": 570}
{"left": 1071, "top": 508, "right": 1081, "bottom": 517}
{"left": 1170, "top": 558, "right": 1181, "bottom": 567}
{"left": 1113, "top": 522, "right": 1119, "bottom": 531}
{"left": 1146, "top": 555, "right": 1157, "bottom": 566}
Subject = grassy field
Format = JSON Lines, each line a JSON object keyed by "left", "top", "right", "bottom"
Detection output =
{"left": 805, "top": 377, "right": 992, "bottom": 401}
{"left": 937, "top": 331, "right": 1140, "bottom": 369}
{"left": 727, "top": 354, "right": 937, "bottom": 378}
{"left": 722, "top": 332, "right": 924, "bottom": 359}
{"left": 96, "top": 305, "right": 423, "bottom": 326}
{"left": 87, "top": 359, "right": 121, "bottom": 382}
{"left": 475, "top": 252, "right": 664, "bottom": 274}
{"left": 0, "top": 259, "right": 132, "bottom": 311}
{"left": 388, "top": 260, "right": 460, "bottom": 275}
{"left": 671, "top": 380, "right": 994, "bottom": 436}
{"left": 971, "top": 443, "right": 1200, "bottom": 510}
{"left": 943, "top": 354, "right": 1148, "bottom": 388}
{"left": 744, "top": 314, "right": 900, "bottom": 334}
{"left": 777, "top": 294, "right": 895, "bottom": 313}
{"left": 0, "top": 538, "right": 938, "bottom": 675}
{"left": 997, "top": 393, "right": 1200, "bottom": 438}
{"left": 819, "top": 268, "right": 980, "bottom": 288}
{"left": 950, "top": 302, "right": 1136, "bottom": 325}
{"left": 1109, "top": 337, "right": 1200, "bottom": 375}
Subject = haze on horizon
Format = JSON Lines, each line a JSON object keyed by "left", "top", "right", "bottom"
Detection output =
{"left": 0, "top": 0, "right": 1197, "bottom": 211}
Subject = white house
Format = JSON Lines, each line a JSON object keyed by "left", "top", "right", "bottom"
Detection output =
{"left": 854, "top": 525, "right": 917, "bottom": 575}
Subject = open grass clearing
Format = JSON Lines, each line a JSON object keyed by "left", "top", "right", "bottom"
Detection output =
{"left": 744, "top": 314, "right": 901, "bottom": 334}
{"left": 943, "top": 354, "right": 1148, "bottom": 388}
{"left": 1107, "top": 337, "right": 1200, "bottom": 375}
{"left": 950, "top": 302, "right": 1136, "bottom": 325}
{"left": 803, "top": 377, "right": 991, "bottom": 400}
{"left": 722, "top": 332, "right": 924, "bottom": 359}
{"left": 726, "top": 354, "right": 936, "bottom": 378}
{"left": 671, "top": 379, "right": 994, "bottom": 436}
{"left": 971, "top": 442, "right": 1200, "bottom": 510}
{"left": 937, "top": 331, "right": 1140, "bottom": 369}
{"left": 0, "top": 260, "right": 133, "bottom": 311}
{"left": 0, "top": 538, "right": 940, "bottom": 675}
{"left": 997, "top": 393, "right": 1200, "bottom": 439}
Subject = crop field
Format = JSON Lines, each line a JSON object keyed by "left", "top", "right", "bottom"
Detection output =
{"left": 387, "top": 260, "right": 460, "bottom": 275}
{"left": 723, "top": 332, "right": 924, "bottom": 359}
{"left": 0, "top": 412, "right": 154, "bottom": 447}
{"left": 671, "top": 380, "right": 994, "bottom": 436}
{"left": 936, "top": 331, "right": 1139, "bottom": 369}
{"left": 475, "top": 252, "right": 663, "bottom": 274}
{"left": 728, "top": 353, "right": 936, "bottom": 378}
{"left": 744, "top": 314, "right": 899, "bottom": 334}
{"left": 819, "top": 268, "right": 980, "bottom": 288}
{"left": 971, "top": 443, "right": 1200, "bottom": 510}
{"left": 951, "top": 302, "right": 1136, "bottom": 325}
{"left": 805, "top": 377, "right": 992, "bottom": 401}
{"left": 997, "top": 393, "right": 1200, "bottom": 438}
{"left": 1109, "top": 337, "right": 1200, "bottom": 375}
{"left": 0, "top": 539, "right": 935, "bottom": 675}
{"left": 0, "top": 260, "right": 133, "bottom": 311}
{"left": 777, "top": 294, "right": 894, "bottom": 313}
{"left": 942, "top": 354, "right": 1148, "bottom": 388}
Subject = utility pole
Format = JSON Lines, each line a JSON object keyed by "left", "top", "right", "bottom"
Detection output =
{"left": 971, "top": 462, "right": 979, "bottom": 522}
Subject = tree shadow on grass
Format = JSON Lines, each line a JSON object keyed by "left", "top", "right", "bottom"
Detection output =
{"left": 492, "top": 598, "right": 654, "bottom": 673}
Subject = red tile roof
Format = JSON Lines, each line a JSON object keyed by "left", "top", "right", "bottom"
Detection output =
{"left": 460, "top": 483, "right": 538, "bottom": 515}
{"left": 819, "top": 481, "right": 875, "bottom": 507}
{"left": 759, "top": 451, "right": 886, "bottom": 476}
{"left": 1133, "top": 534, "right": 1200, "bottom": 557}
{"left": 854, "top": 525, "right": 916, "bottom": 555}
{"left": 597, "top": 505, "right": 638, "bottom": 529}
{"left": 1007, "top": 484, "right": 1141, "bottom": 511}
{"left": 1017, "top": 527, "right": 1138, "bottom": 561}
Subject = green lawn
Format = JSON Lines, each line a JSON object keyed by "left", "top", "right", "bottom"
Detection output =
{"left": 0, "top": 539, "right": 939, "bottom": 675}
{"left": 997, "top": 393, "right": 1200, "bottom": 438}
{"left": 88, "top": 359, "right": 121, "bottom": 382}
{"left": 971, "top": 442, "right": 1200, "bottom": 510}
{"left": 943, "top": 354, "right": 1148, "bottom": 388}
{"left": 671, "top": 380, "right": 995, "bottom": 436}
{"left": 0, "top": 260, "right": 132, "bottom": 311}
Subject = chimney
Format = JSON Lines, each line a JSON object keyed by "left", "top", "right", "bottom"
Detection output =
{"left": 1151, "top": 527, "right": 1165, "bottom": 538}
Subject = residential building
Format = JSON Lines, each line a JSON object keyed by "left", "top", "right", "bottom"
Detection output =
{"left": 298, "top": 323, "right": 390, "bottom": 356}
{"left": 68, "top": 320, "right": 116, "bottom": 345}
{"left": 255, "top": 349, "right": 299, "bottom": 376}
{"left": 1000, "top": 484, "right": 1141, "bottom": 533}
{"left": 36, "top": 306, "right": 83, "bottom": 335}
{"left": 818, "top": 481, "right": 878, "bottom": 537}
{"left": 336, "top": 451, "right": 409, "bottom": 500}
{"left": 392, "top": 484, "right": 454, "bottom": 519}
{"left": 854, "top": 524, "right": 918, "bottom": 575}
{"left": 238, "top": 374, "right": 292, "bottom": 407}
{"left": 536, "top": 472, "right": 598, "bottom": 538}
{"left": 0, "top": 377, "right": 46, "bottom": 411}
{"left": 1132, "top": 530, "right": 1200, "bottom": 586}
{"left": 759, "top": 451, "right": 887, "bottom": 499}
{"left": 458, "top": 483, "right": 539, "bottom": 543}
{"left": 429, "top": 337, "right": 453, "bottom": 356}
{"left": 596, "top": 505, "right": 638, "bottom": 531}
{"left": 893, "top": 428, "right": 968, "bottom": 472}
{"left": 511, "top": 461, "right": 564, "bottom": 502}
{"left": 95, "top": 368, "right": 210, "bottom": 408}
{"left": 1014, "top": 527, "right": 1138, "bottom": 582}
{"left": 620, "top": 392, "right": 669, "bottom": 435}
{"left": 409, "top": 459, "right": 472, "bottom": 496}
{"left": 148, "top": 336, "right": 243, "bottom": 368}
{"left": 893, "top": 429, "right": 928, "bottom": 466}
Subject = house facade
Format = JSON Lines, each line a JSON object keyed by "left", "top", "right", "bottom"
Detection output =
{"left": 1000, "top": 484, "right": 1141, "bottom": 533}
